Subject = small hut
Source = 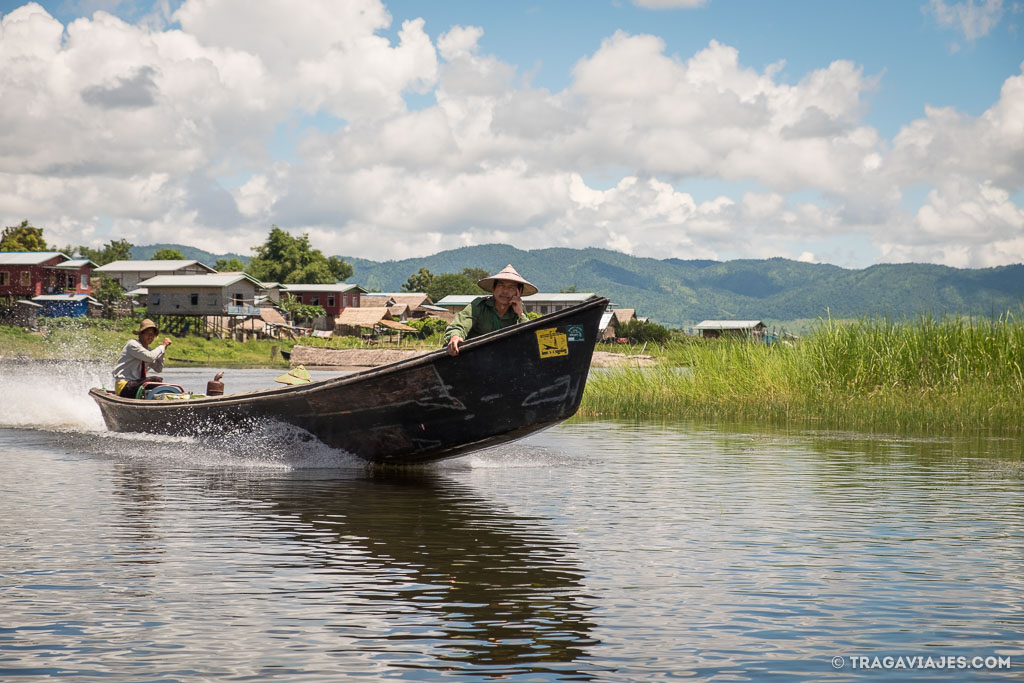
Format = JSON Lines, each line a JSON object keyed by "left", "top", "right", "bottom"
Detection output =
{"left": 334, "top": 306, "right": 417, "bottom": 342}
{"left": 600, "top": 308, "right": 638, "bottom": 341}
{"left": 32, "top": 294, "right": 103, "bottom": 318}
{"left": 0, "top": 298, "right": 41, "bottom": 327}
{"left": 695, "top": 320, "right": 767, "bottom": 339}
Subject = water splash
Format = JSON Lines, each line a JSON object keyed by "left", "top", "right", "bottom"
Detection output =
{"left": 47, "top": 418, "right": 366, "bottom": 470}
{"left": 0, "top": 361, "right": 107, "bottom": 431}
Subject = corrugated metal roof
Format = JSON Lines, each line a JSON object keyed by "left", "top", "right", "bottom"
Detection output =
{"left": 281, "top": 283, "right": 366, "bottom": 293}
{"left": 695, "top": 320, "right": 764, "bottom": 329}
{"left": 522, "top": 293, "right": 598, "bottom": 303}
{"left": 435, "top": 295, "right": 483, "bottom": 306}
{"left": 137, "top": 273, "right": 262, "bottom": 288}
{"left": 0, "top": 251, "right": 67, "bottom": 265}
{"left": 50, "top": 259, "right": 96, "bottom": 269}
{"left": 32, "top": 294, "right": 101, "bottom": 304}
{"left": 95, "top": 259, "right": 215, "bottom": 272}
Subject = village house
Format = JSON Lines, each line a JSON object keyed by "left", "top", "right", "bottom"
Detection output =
{"left": 32, "top": 294, "right": 104, "bottom": 318}
{"left": 280, "top": 283, "right": 366, "bottom": 317}
{"left": 333, "top": 306, "right": 417, "bottom": 339}
{"left": 259, "top": 282, "right": 281, "bottom": 303}
{"left": 522, "top": 292, "right": 598, "bottom": 315}
{"left": 0, "top": 251, "right": 94, "bottom": 298}
{"left": 137, "top": 273, "right": 264, "bottom": 317}
{"left": 599, "top": 308, "right": 638, "bottom": 341}
{"left": 94, "top": 259, "right": 216, "bottom": 290}
{"left": 695, "top": 320, "right": 768, "bottom": 339}
{"left": 359, "top": 292, "right": 436, "bottom": 321}
{"left": 204, "top": 305, "right": 295, "bottom": 341}
{"left": 434, "top": 294, "right": 483, "bottom": 315}
{"left": 435, "top": 292, "right": 598, "bottom": 316}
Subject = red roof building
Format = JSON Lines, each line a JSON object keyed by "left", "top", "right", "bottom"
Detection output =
{"left": 0, "top": 252, "right": 95, "bottom": 298}
{"left": 280, "top": 283, "right": 366, "bottom": 317}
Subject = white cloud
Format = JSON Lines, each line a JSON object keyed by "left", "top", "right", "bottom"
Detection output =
{"left": 888, "top": 62, "right": 1024, "bottom": 193}
{"left": 927, "top": 0, "right": 1005, "bottom": 41}
{"left": 0, "top": 0, "right": 1021, "bottom": 269}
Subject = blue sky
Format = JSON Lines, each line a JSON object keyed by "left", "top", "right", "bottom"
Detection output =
{"left": 387, "top": 1, "right": 1018, "bottom": 133}
{"left": 0, "top": 0, "right": 1021, "bottom": 268}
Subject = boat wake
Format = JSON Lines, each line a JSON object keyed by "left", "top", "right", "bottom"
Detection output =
{"left": 0, "top": 362, "right": 365, "bottom": 469}
{"left": 68, "top": 422, "right": 368, "bottom": 470}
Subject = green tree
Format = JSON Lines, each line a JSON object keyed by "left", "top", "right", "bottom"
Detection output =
{"left": 214, "top": 257, "right": 247, "bottom": 272}
{"left": 91, "top": 276, "right": 127, "bottom": 320}
{"left": 279, "top": 296, "right": 325, "bottom": 326}
{"left": 617, "top": 319, "right": 670, "bottom": 344}
{"left": 151, "top": 247, "right": 185, "bottom": 260}
{"left": 76, "top": 238, "right": 133, "bottom": 266}
{"left": 327, "top": 255, "right": 354, "bottom": 282}
{"left": 461, "top": 267, "right": 489, "bottom": 282}
{"left": 246, "top": 226, "right": 353, "bottom": 285}
{"left": 402, "top": 267, "right": 434, "bottom": 293}
{"left": 426, "top": 272, "right": 485, "bottom": 303}
{"left": 0, "top": 220, "right": 51, "bottom": 251}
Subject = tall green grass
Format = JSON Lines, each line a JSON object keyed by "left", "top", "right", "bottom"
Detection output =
{"left": 581, "top": 315, "right": 1024, "bottom": 434}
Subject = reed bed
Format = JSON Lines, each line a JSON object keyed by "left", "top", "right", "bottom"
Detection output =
{"left": 580, "top": 315, "right": 1024, "bottom": 434}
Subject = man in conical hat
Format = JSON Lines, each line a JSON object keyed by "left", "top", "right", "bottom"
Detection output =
{"left": 112, "top": 318, "right": 173, "bottom": 397}
{"left": 443, "top": 264, "right": 537, "bottom": 356}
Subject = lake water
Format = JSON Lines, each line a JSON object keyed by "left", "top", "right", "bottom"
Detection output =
{"left": 1, "top": 365, "right": 1022, "bottom": 681}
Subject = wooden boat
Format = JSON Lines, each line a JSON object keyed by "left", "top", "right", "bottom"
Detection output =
{"left": 90, "top": 296, "right": 609, "bottom": 465}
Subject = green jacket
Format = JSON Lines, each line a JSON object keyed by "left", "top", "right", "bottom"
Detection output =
{"left": 443, "top": 296, "right": 529, "bottom": 344}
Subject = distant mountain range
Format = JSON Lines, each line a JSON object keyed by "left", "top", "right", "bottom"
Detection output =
{"left": 133, "top": 243, "right": 1024, "bottom": 330}
{"left": 131, "top": 244, "right": 250, "bottom": 265}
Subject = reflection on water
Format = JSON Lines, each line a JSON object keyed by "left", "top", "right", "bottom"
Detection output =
{"left": 223, "top": 471, "right": 597, "bottom": 674}
{"left": 1, "top": 365, "right": 1022, "bottom": 680}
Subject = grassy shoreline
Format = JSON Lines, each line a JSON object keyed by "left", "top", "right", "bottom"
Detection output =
{"left": 581, "top": 315, "right": 1024, "bottom": 435}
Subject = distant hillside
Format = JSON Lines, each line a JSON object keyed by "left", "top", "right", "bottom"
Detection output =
{"left": 134, "top": 242, "right": 1024, "bottom": 329}
{"left": 340, "top": 244, "right": 1024, "bottom": 329}
{"left": 131, "top": 244, "right": 250, "bottom": 267}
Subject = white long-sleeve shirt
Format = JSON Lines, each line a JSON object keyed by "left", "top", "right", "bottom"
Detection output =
{"left": 112, "top": 339, "right": 166, "bottom": 381}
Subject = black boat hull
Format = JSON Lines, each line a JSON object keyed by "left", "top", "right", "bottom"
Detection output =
{"left": 90, "top": 297, "right": 608, "bottom": 464}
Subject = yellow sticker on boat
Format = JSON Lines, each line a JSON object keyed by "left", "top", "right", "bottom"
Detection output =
{"left": 536, "top": 328, "right": 569, "bottom": 358}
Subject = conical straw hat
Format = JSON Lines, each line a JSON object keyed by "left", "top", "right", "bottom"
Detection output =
{"left": 477, "top": 264, "right": 538, "bottom": 296}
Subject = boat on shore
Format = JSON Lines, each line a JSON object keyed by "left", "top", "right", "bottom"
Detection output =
{"left": 90, "top": 297, "right": 608, "bottom": 465}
